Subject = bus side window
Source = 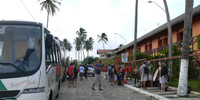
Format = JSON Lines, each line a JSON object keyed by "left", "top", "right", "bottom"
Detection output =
{"left": 56, "top": 44, "right": 60, "bottom": 65}
{"left": 57, "top": 46, "right": 61, "bottom": 65}
{"left": 54, "top": 43, "right": 58, "bottom": 65}
{"left": 51, "top": 41, "right": 55, "bottom": 65}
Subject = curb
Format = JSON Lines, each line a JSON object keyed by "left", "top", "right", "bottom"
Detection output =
{"left": 102, "top": 74, "right": 169, "bottom": 100}
{"left": 125, "top": 84, "right": 170, "bottom": 100}
{"left": 168, "top": 86, "right": 200, "bottom": 95}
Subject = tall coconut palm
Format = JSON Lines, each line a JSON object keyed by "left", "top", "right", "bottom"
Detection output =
{"left": 133, "top": 0, "right": 138, "bottom": 63}
{"left": 97, "top": 33, "right": 108, "bottom": 50}
{"left": 84, "top": 37, "right": 94, "bottom": 64}
{"left": 67, "top": 42, "right": 72, "bottom": 62}
{"left": 119, "top": 44, "right": 124, "bottom": 48}
{"left": 97, "top": 33, "right": 108, "bottom": 59}
{"left": 63, "top": 38, "right": 69, "bottom": 58}
{"left": 177, "top": 0, "right": 194, "bottom": 96}
{"left": 74, "top": 37, "right": 81, "bottom": 62}
{"left": 76, "top": 28, "right": 87, "bottom": 61}
{"left": 39, "top": 0, "right": 61, "bottom": 28}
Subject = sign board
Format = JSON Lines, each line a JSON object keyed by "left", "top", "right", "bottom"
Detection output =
{"left": 122, "top": 53, "right": 128, "bottom": 63}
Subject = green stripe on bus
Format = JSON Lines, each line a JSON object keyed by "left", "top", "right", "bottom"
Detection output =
{"left": 56, "top": 75, "right": 59, "bottom": 82}
{"left": 0, "top": 81, "right": 17, "bottom": 100}
{"left": 0, "top": 80, "right": 7, "bottom": 90}
{"left": 0, "top": 98, "right": 17, "bottom": 100}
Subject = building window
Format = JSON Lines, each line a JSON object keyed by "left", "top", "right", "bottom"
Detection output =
{"left": 177, "top": 32, "right": 183, "bottom": 41}
{"left": 158, "top": 39, "right": 162, "bottom": 47}
{"left": 149, "top": 43, "right": 152, "bottom": 50}
{"left": 145, "top": 45, "right": 148, "bottom": 51}
{"left": 163, "top": 38, "right": 168, "bottom": 45}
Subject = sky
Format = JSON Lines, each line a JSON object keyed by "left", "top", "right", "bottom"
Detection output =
{"left": 0, "top": 0, "right": 200, "bottom": 60}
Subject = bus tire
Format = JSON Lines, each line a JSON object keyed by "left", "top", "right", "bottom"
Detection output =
{"left": 62, "top": 77, "right": 65, "bottom": 82}
{"left": 56, "top": 93, "right": 59, "bottom": 99}
{"left": 56, "top": 82, "right": 60, "bottom": 99}
{"left": 49, "top": 91, "right": 53, "bottom": 100}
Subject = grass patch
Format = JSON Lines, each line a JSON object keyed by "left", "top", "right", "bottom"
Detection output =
{"left": 169, "top": 79, "right": 200, "bottom": 91}
{"left": 179, "top": 95, "right": 190, "bottom": 98}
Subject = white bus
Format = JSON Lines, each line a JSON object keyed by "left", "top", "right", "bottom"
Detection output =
{"left": 0, "top": 21, "right": 64, "bottom": 100}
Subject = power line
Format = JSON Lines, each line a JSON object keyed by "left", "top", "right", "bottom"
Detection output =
{"left": 20, "top": 0, "right": 37, "bottom": 21}
{"left": 106, "top": 43, "right": 113, "bottom": 49}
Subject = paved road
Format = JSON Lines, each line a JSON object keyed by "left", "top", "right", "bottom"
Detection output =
{"left": 56, "top": 74, "right": 155, "bottom": 100}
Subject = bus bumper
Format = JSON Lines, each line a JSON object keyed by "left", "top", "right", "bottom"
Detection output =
{"left": 17, "top": 92, "right": 46, "bottom": 100}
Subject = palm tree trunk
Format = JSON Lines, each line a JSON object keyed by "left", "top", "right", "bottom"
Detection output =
{"left": 80, "top": 44, "right": 82, "bottom": 62}
{"left": 177, "top": 0, "right": 193, "bottom": 96}
{"left": 69, "top": 52, "right": 70, "bottom": 62}
{"left": 133, "top": 0, "right": 138, "bottom": 63}
{"left": 102, "top": 41, "right": 105, "bottom": 59}
{"left": 82, "top": 49, "right": 85, "bottom": 61}
{"left": 163, "top": 0, "right": 173, "bottom": 83}
{"left": 87, "top": 51, "right": 89, "bottom": 64}
{"left": 78, "top": 51, "right": 80, "bottom": 62}
{"left": 75, "top": 51, "right": 77, "bottom": 60}
{"left": 47, "top": 11, "right": 49, "bottom": 28}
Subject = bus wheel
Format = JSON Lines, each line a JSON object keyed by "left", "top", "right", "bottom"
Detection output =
{"left": 56, "top": 93, "right": 59, "bottom": 99}
{"left": 62, "top": 77, "right": 65, "bottom": 82}
{"left": 49, "top": 91, "right": 53, "bottom": 100}
{"left": 56, "top": 82, "right": 60, "bottom": 99}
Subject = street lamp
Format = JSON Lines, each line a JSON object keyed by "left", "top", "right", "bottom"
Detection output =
{"left": 148, "top": 1, "right": 166, "bottom": 12}
{"left": 115, "top": 33, "right": 127, "bottom": 61}
{"left": 148, "top": 0, "right": 173, "bottom": 82}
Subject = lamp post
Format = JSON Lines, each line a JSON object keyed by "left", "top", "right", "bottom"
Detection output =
{"left": 115, "top": 33, "right": 128, "bottom": 63}
{"left": 148, "top": 0, "right": 173, "bottom": 82}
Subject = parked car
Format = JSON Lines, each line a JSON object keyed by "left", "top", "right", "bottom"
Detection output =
{"left": 87, "top": 65, "right": 95, "bottom": 77}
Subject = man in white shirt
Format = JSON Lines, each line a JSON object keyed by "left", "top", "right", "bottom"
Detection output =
{"left": 79, "top": 65, "right": 85, "bottom": 81}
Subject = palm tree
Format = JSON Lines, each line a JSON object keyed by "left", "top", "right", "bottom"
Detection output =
{"left": 84, "top": 37, "right": 94, "bottom": 64}
{"left": 76, "top": 28, "right": 87, "bottom": 61}
{"left": 39, "top": 0, "right": 61, "bottom": 28}
{"left": 119, "top": 44, "right": 124, "bottom": 48}
{"left": 63, "top": 38, "right": 69, "bottom": 58}
{"left": 177, "top": 0, "right": 194, "bottom": 96}
{"left": 67, "top": 42, "right": 72, "bottom": 62}
{"left": 133, "top": 0, "right": 138, "bottom": 64}
{"left": 74, "top": 37, "right": 81, "bottom": 62}
{"left": 97, "top": 33, "right": 108, "bottom": 50}
{"left": 97, "top": 33, "right": 108, "bottom": 59}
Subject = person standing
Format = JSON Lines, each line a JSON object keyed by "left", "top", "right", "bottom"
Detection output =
{"left": 79, "top": 65, "right": 85, "bottom": 81}
{"left": 140, "top": 62, "right": 148, "bottom": 89}
{"left": 73, "top": 63, "right": 78, "bottom": 84}
{"left": 129, "top": 64, "right": 133, "bottom": 80}
{"left": 120, "top": 66, "right": 125, "bottom": 86}
{"left": 104, "top": 65, "right": 108, "bottom": 80}
{"left": 125, "top": 65, "right": 129, "bottom": 77}
{"left": 92, "top": 60, "right": 103, "bottom": 90}
{"left": 68, "top": 63, "right": 75, "bottom": 88}
{"left": 84, "top": 65, "right": 88, "bottom": 79}
{"left": 147, "top": 61, "right": 154, "bottom": 87}
{"left": 134, "top": 65, "right": 140, "bottom": 86}
{"left": 159, "top": 61, "right": 167, "bottom": 92}
{"left": 109, "top": 65, "right": 115, "bottom": 86}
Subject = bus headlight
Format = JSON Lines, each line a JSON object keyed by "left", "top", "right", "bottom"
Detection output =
{"left": 21, "top": 87, "right": 45, "bottom": 94}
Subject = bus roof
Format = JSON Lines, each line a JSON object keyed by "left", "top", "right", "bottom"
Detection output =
{"left": 0, "top": 20, "right": 43, "bottom": 27}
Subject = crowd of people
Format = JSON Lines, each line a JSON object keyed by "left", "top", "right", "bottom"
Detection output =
{"left": 67, "top": 63, "right": 89, "bottom": 88}
{"left": 67, "top": 59, "right": 168, "bottom": 92}
{"left": 105, "top": 61, "right": 168, "bottom": 92}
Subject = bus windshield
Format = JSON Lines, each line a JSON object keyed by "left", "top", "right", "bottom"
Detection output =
{"left": 0, "top": 25, "right": 41, "bottom": 77}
